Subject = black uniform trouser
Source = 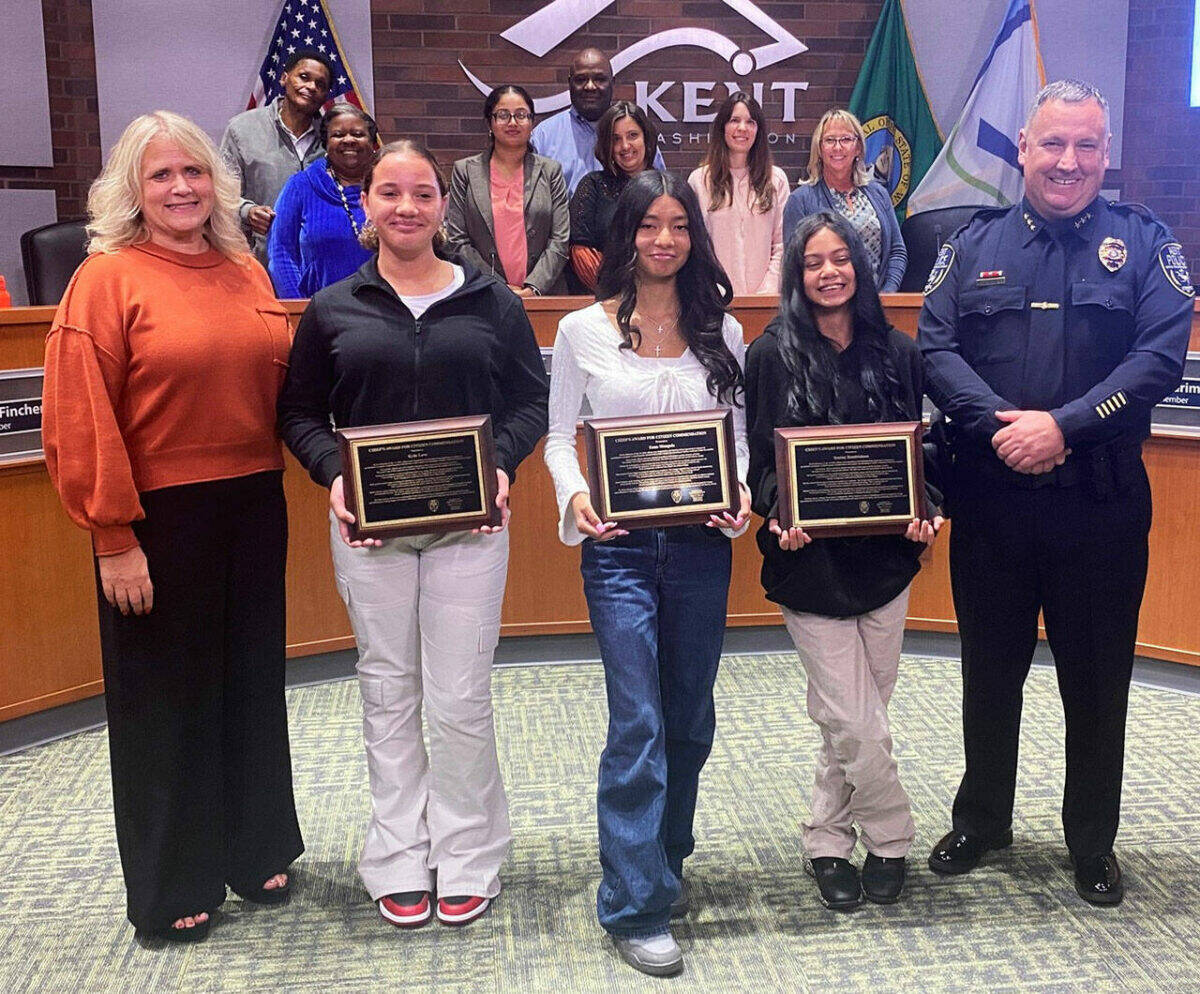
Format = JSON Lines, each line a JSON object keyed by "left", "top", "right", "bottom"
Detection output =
{"left": 947, "top": 459, "right": 1150, "bottom": 859}
{"left": 96, "top": 470, "right": 304, "bottom": 931}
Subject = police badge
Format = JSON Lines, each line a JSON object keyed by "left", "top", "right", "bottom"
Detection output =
{"left": 1159, "top": 242, "right": 1195, "bottom": 297}
{"left": 1098, "top": 237, "right": 1126, "bottom": 273}
{"left": 924, "top": 243, "right": 955, "bottom": 295}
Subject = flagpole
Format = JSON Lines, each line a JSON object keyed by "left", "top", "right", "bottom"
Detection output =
{"left": 319, "top": 0, "right": 373, "bottom": 117}
{"left": 1028, "top": 0, "right": 1047, "bottom": 86}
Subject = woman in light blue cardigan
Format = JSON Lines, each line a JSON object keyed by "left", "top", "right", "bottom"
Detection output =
{"left": 782, "top": 109, "right": 907, "bottom": 293}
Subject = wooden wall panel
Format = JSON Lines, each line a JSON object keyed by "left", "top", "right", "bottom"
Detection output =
{"left": 2, "top": 297, "right": 1197, "bottom": 723}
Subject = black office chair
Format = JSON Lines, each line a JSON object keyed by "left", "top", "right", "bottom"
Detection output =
{"left": 20, "top": 219, "right": 89, "bottom": 306}
{"left": 899, "top": 206, "right": 988, "bottom": 292}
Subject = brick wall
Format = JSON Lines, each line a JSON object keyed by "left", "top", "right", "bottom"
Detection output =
{"left": 370, "top": 0, "right": 881, "bottom": 179}
{"left": 1119, "top": 0, "right": 1200, "bottom": 274}
{"left": 0, "top": 0, "right": 100, "bottom": 222}
{"left": 3, "top": 0, "right": 1197, "bottom": 273}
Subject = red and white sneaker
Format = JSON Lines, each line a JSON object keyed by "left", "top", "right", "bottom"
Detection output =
{"left": 378, "top": 891, "right": 432, "bottom": 928}
{"left": 436, "top": 894, "right": 490, "bottom": 925}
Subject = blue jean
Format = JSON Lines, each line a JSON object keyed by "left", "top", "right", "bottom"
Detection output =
{"left": 581, "top": 525, "right": 733, "bottom": 938}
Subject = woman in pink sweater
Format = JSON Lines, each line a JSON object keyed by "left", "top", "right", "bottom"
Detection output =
{"left": 687, "top": 92, "right": 789, "bottom": 295}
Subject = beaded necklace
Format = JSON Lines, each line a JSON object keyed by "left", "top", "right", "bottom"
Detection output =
{"left": 327, "top": 165, "right": 362, "bottom": 237}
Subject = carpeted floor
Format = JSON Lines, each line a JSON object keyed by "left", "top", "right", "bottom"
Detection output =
{"left": 2, "top": 651, "right": 1199, "bottom": 993}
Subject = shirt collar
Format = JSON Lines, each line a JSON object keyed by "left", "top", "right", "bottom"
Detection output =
{"left": 273, "top": 96, "right": 317, "bottom": 142}
{"left": 569, "top": 105, "right": 598, "bottom": 131}
{"left": 1019, "top": 196, "right": 1101, "bottom": 245}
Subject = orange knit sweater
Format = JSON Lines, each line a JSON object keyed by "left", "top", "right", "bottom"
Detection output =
{"left": 43, "top": 242, "right": 289, "bottom": 556}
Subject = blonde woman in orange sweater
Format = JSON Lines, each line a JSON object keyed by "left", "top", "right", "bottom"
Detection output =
{"left": 42, "top": 111, "right": 303, "bottom": 943}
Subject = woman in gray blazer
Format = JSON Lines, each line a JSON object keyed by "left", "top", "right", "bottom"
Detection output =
{"left": 447, "top": 85, "right": 571, "bottom": 296}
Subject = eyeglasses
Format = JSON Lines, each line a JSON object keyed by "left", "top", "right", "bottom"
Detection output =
{"left": 821, "top": 135, "right": 858, "bottom": 149}
{"left": 492, "top": 110, "right": 533, "bottom": 124}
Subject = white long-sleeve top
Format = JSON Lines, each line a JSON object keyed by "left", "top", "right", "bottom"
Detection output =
{"left": 544, "top": 301, "right": 750, "bottom": 546}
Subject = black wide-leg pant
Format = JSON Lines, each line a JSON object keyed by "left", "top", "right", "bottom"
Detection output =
{"left": 96, "top": 470, "right": 304, "bottom": 931}
{"left": 947, "top": 461, "right": 1151, "bottom": 860}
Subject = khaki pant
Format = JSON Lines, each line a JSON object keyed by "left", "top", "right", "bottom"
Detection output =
{"left": 781, "top": 586, "right": 916, "bottom": 859}
{"left": 331, "top": 518, "right": 511, "bottom": 900}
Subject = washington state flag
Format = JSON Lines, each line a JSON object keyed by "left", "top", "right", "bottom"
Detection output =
{"left": 848, "top": 0, "right": 943, "bottom": 223}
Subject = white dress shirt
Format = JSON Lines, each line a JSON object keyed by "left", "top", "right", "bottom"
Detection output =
{"left": 544, "top": 301, "right": 750, "bottom": 545}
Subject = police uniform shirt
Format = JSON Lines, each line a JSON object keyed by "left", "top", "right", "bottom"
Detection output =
{"left": 918, "top": 196, "right": 1193, "bottom": 458}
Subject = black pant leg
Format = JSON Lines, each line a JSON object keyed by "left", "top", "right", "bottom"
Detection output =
{"left": 98, "top": 485, "right": 230, "bottom": 930}
{"left": 1039, "top": 466, "right": 1150, "bottom": 858}
{"left": 219, "top": 471, "right": 305, "bottom": 890}
{"left": 948, "top": 488, "right": 1042, "bottom": 839}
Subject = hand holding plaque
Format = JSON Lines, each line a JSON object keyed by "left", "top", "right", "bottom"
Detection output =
{"left": 336, "top": 415, "right": 502, "bottom": 542}
{"left": 775, "top": 422, "right": 925, "bottom": 538}
{"left": 583, "top": 409, "right": 740, "bottom": 530}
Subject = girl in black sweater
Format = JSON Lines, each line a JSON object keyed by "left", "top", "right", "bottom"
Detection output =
{"left": 745, "top": 211, "right": 941, "bottom": 911}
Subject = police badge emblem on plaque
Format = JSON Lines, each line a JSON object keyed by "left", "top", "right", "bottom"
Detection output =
{"left": 1159, "top": 242, "right": 1195, "bottom": 297}
{"left": 1098, "top": 237, "right": 1127, "bottom": 272}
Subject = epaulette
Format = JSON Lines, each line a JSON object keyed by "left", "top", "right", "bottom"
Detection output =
{"left": 933, "top": 205, "right": 1008, "bottom": 246}
{"left": 1106, "top": 199, "right": 1172, "bottom": 237}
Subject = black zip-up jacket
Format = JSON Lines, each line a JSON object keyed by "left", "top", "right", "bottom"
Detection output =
{"left": 745, "top": 321, "right": 934, "bottom": 618}
{"left": 278, "top": 259, "right": 549, "bottom": 489}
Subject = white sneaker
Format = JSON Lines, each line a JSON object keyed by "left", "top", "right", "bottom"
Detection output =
{"left": 613, "top": 931, "right": 684, "bottom": 976}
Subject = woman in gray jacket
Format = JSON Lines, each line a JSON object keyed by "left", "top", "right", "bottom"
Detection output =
{"left": 446, "top": 85, "right": 571, "bottom": 296}
{"left": 782, "top": 109, "right": 907, "bottom": 293}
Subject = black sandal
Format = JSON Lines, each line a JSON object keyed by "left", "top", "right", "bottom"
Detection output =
{"left": 231, "top": 874, "right": 291, "bottom": 905}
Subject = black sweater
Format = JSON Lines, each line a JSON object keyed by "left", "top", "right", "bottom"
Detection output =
{"left": 745, "top": 321, "right": 931, "bottom": 618}
{"left": 278, "top": 259, "right": 549, "bottom": 489}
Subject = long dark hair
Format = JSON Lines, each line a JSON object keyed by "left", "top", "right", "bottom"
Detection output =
{"left": 596, "top": 170, "right": 742, "bottom": 406}
{"left": 594, "top": 101, "right": 660, "bottom": 177}
{"left": 775, "top": 212, "right": 903, "bottom": 424}
{"left": 700, "top": 92, "right": 776, "bottom": 212}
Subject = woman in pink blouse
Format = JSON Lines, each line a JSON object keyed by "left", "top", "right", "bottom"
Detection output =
{"left": 687, "top": 91, "right": 789, "bottom": 295}
{"left": 446, "top": 84, "right": 571, "bottom": 295}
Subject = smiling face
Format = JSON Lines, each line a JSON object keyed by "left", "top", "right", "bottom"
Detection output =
{"left": 818, "top": 118, "right": 860, "bottom": 184}
{"left": 1018, "top": 97, "right": 1110, "bottom": 220}
{"left": 802, "top": 226, "right": 856, "bottom": 313}
{"left": 724, "top": 101, "right": 758, "bottom": 158}
{"left": 612, "top": 115, "right": 647, "bottom": 176}
{"left": 324, "top": 111, "right": 373, "bottom": 182}
{"left": 138, "top": 134, "right": 215, "bottom": 252}
{"left": 280, "top": 57, "right": 331, "bottom": 119}
{"left": 361, "top": 152, "right": 446, "bottom": 259}
{"left": 569, "top": 50, "right": 613, "bottom": 122}
{"left": 634, "top": 194, "right": 691, "bottom": 282}
{"left": 489, "top": 91, "right": 534, "bottom": 152}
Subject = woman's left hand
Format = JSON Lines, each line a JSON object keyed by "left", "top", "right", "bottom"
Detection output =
{"left": 708, "top": 484, "right": 752, "bottom": 532}
{"left": 510, "top": 284, "right": 535, "bottom": 298}
{"left": 905, "top": 515, "right": 945, "bottom": 547}
{"left": 474, "top": 469, "right": 511, "bottom": 533}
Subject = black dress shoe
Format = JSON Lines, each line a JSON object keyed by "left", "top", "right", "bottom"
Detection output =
{"left": 927, "top": 828, "right": 1013, "bottom": 875}
{"left": 806, "top": 857, "right": 862, "bottom": 911}
{"left": 1073, "top": 852, "right": 1124, "bottom": 906}
{"left": 862, "top": 854, "right": 906, "bottom": 904}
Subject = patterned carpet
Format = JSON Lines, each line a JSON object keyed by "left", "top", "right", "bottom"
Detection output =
{"left": 2, "top": 651, "right": 1199, "bottom": 993}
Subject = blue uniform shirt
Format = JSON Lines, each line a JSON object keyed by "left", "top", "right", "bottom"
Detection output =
{"left": 918, "top": 196, "right": 1193, "bottom": 456}
{"left": 531, "top": 106, "right": 667, "bottom": 196}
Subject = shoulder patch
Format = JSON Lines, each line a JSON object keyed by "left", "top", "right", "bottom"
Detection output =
{"left": 1159, "top": 242, "right": 1195, "bottom": 297}
{"left": 924, "top": 243, "right": 955, "bottom": 295}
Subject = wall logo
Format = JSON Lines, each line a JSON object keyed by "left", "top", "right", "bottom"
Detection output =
{"left": 459, "top": 0, "right": 808, "bottom": 118}
{"left": 862, "top": 116, "right": 913, "bottom": 208}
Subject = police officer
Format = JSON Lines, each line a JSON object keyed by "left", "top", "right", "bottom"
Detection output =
{"left": 917, "top": 80, "right": 1193, "bottom": 906}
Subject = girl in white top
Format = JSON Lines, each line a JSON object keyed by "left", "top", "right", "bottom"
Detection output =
{"left": 687, "top": 91, "right": 789, "bottom": 295}
{"left": 544, "top": 169, "right": 750, "bottom": 977}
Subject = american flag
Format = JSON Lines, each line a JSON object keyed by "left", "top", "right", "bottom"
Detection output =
{"left": 246, "top": 0, "right": 370, "bottom": 113}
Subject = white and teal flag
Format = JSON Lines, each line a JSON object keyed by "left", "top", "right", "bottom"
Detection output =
{"left": 906, "top": 0, "right": 1045, "bottom": 215}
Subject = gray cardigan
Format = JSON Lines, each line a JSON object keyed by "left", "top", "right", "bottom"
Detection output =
{"left": 445, "top": 150, "right": 570, "bottom": 295}
{"left": 782, "top": 179, "right": 907, "bottom": 293}
{"left": 219, "top": 98, "right": 326, "bottom": 263}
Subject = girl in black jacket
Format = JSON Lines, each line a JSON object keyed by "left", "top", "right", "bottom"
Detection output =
{"left": 279, "top": 140, "right": 548, "bottom": 930}
{"left": 745, "top": 211, "right": 941, "bottom": 911}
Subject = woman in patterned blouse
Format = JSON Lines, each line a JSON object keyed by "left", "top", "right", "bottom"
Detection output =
{"left": 782, "top": 109, "right": 908, "bottom": 293}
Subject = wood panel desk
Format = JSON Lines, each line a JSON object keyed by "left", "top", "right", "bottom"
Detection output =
{"left": 2, "top": 297, "right": 1198, "bottom": 722}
